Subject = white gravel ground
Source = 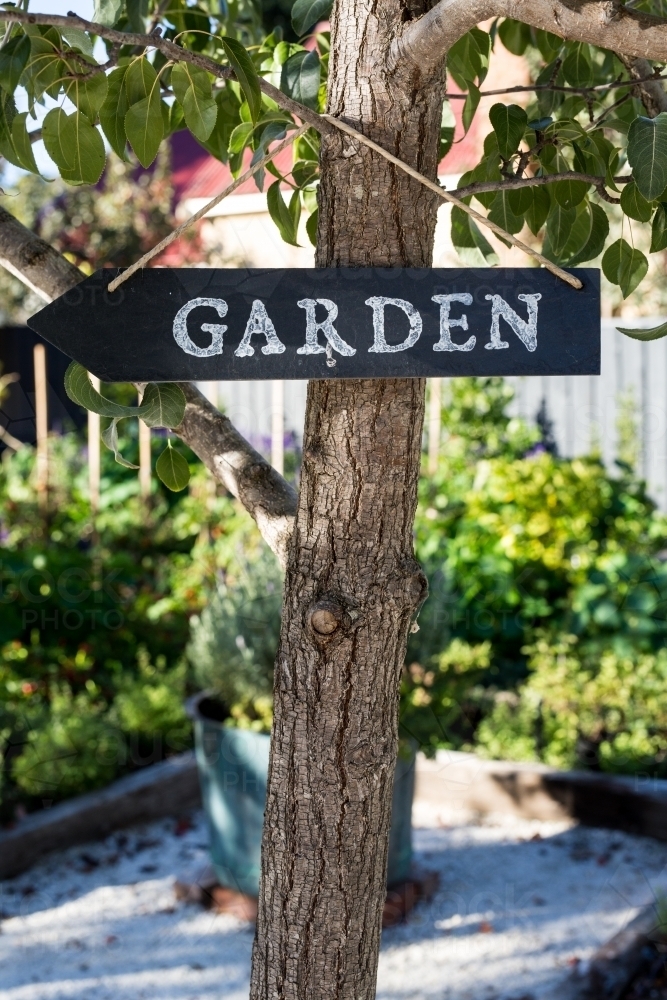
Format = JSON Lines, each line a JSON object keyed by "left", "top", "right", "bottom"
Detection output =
{"left": 2, "top": 801, "right": 667, "bottom": 1000}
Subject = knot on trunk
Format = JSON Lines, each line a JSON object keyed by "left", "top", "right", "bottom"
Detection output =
{"left": 309, "top": 597, "right": 344, "bottom": 636}
{"left": 307, "top": 595, "right": 358, "bottom": 646}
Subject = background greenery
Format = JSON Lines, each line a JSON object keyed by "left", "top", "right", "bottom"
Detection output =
{"left": 3, "top": 373, "right": 667, "bottom": 822}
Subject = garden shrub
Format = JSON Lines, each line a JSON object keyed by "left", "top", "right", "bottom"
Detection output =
{"left": 187, "top": 545, "right": 282, "bottom": 730}
{"left": 0, "top": 426, "right": 263, "bottom": 818}
{"left": 407, "top": 377, "right": 667, "bottom": 770}
{"left": 12, "top": 688, "right": 125, "bottom": 800}
{"left": 477, "top": 635, "right": 667, "bottom": 775}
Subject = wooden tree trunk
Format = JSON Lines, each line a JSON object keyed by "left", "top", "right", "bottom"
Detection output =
{"left": 249, "top": 1, "right": 445, "bottom": 997}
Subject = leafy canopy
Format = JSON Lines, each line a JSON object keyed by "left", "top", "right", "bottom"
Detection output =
{"left": 2, "top": 2, "right": 667, "bottom": 313}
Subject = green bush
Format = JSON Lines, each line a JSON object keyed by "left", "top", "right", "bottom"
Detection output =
{"left": 406, "top": 377, "right": 667, "bottom": 771}
{"left": 477, "top": 635, "right": 667, "bottom": 774}
{"left": 12, "top": 689, "right": 124, "bottom": 799}
{"left": 0, "top": 427, "right": 264, "bottom": 817}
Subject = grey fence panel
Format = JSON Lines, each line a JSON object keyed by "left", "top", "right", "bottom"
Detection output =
{"left": 508, "top": 318, "right": 667, "bottom": 509}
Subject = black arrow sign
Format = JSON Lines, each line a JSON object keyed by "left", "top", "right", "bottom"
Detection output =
{"left": 28, "top": 267, "right": 600, "bottom": 383}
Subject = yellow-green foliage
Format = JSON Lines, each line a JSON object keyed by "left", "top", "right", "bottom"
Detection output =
{"left": 477, "top": 636, "right": 667, "bottom": 774}
{"left": 401, "top": 638, "right": 492, "bottom": 753}
{"left": 409, "top": 378, "right": 667, "bottom": 771}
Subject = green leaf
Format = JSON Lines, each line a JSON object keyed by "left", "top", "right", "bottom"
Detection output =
{"left": 228, "top": 120, "right": 253, "bottom": 155}
{"left": 171, "top": 63, "right": 217, "bottom": 142}
{"left": 440, "top": 100, "right": 455, "bottom": 160}
{"left": 462, "top": 82, "right": 480, "bottom": 135}
{"left": 617, "top": 321, "right": 667, "bottom": 342}
{"left": 166, "top": 99, "right": 185, "bottom": 136}
{"left": 99, "top": 66, "right": 129, "bottom": 159}
{"left": 93, "top": 0, "right": 122, "bottom": 27}
{"left": 101, "top": 417, "right": 140, "bottom": 469}
{"left": 306, "top": 207, "right": 318, "bottom": 247}
{"left": 289, "top": 187, "right": 301, "bottom": 236}
{"left": 64, "top": 362, "right": 185, "bottom": 431}
{"left": 559, "top": 201, "right": 593, "bottom": 261}
{"left": 267, "top": 180, "right": 299, "bottom": 245}
{"left": 489, "top": 103, "right": 527, "bottom": 160}
{"left": 26, "top": 33, "right": 63, "bottom": 100}
{"left": 43, "top": 109, "right": 105, "bottom": 184}
{"left": 251, "top": 121, "right": 288, "bottom": 168}
{"left": 125, "top": 88, "right": 164, "bottom": 168}
{"left": 627, "top": 113, "right": 667, "bottom": 202}
{"left": 280, "top": 50, "right": 320, "bottom": 110}
{"left": 488, "top": 189, "right": 524, "bottom": 235}
{"left": 544, "top": 118, "right": 587, "bottom": 143}
{"left": 553, "top": 175, "right": 589, "bottom": 210}
{"left": 562, "top": 44, "right": 593, "bottom": 88}
{"left": 451, "top": 205, "right": 499, "bottom": 266}
{"left": 650, "top": 203, "right": 667, "bottom": 253}
{"left": 140, "top": 383, "right": 186, "bottom": 429}
{"left": 64, "top": 363, "right": 145, "bottom": 418}
{"left": 620, "top": 179, "right": 653, "bottom": 223}
{"left": 0, "top": 33, "right": 31, "bottom": 93}
{"left": 602, "top": 238, "right": 648, "bottom": 298}
{"left": 8, "top": 111, "right": 38, "bottom": 173}
{"left": 534, "top": 29, "right": 562, "bottom": 62}
{"left": 566, "top": 202, "right": 609, "bottom": 265}
{"left": 460, "top": 156, "right": 501, "bottom": 210}
{"left": 61, "top": 28, "right": 94, "bottom": 56}
{"left": 156, "top": 444, "right": 190, "bottom": 492}
{"left": 0, "top": 103, "right": 38, "bottom": 174}
{"left": 507, "top": 185, "right": 532, "bottom": 216}
{"left": 448, "top": 31, "right": 487, "bottom": 89}
{"left": 292, "top": 158, "right": 318, "bottom": 186}
{"left": 291, "top": 0, "right": 332, "bottom": 35}
{"left": 65, "top": 61, "right": 109, "bottom": 124}
{"left": 125, "top": 57, "right": 158, "bottom": 106}
{"left": 525, "top": 185, "right": 551, "bottom": 235}
{"left": 221, "top": 37, "right": 261, "bottom": 124}
{"left": 497, "top": 18, "right": 530, "bottom": 56}
{"left": 126, "top": 0, "right": 149, "bottom": 32}
{"left": 546, "top": 202, "right": 576, "bottom": 257}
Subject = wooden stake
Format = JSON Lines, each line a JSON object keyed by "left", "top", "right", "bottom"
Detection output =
{"left": 136, "top": 385, "right": 153, "bottom": 499}
{"left": 88, "top": 374, "right": 100, "bottom": 512}
{"left": 271, "top": 379, "right": 284, "bottom": 476}
{"left": 428, "top": 378, "right": 441, "bottom": 476}
{"left": 33, "top": 343, "right": 48, "bottom": 507}
{"left": 139, "top": 418, "right": 151, "bottom": 498}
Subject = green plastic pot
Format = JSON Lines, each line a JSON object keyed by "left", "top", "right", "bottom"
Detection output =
{"left": 189, "top": 693, "right": 415, "bottom": 896}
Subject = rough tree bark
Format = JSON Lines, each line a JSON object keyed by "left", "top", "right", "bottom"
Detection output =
{"left": 249, "top": 1, "right": 442, "bottom": 998}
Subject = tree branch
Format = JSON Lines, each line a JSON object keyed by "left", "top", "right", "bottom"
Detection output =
{"left": 617, "top": 53, "right": 667, "bottom": 115}
{"left": 391, "top": 0, "right": 667, "bottom": 79}
{"left": 0, "top": 9, "right": 336, "bottom": 137}
{"left": 442, "top": 71, "right": 667, "bottom": 100}
{"left": 453, "top": 171, "right": 631, "bottom": 200}
{"left": 0, "top": 205, "right": 296, "bottom": 563}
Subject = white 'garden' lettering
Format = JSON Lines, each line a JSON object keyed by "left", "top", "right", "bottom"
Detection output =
{"left": 296, "top": 298, "right": 356, "bottom": 356}
{"left": 172, "top": 290, "right": 544, "bottom": 360}
{"left": 173, "top": 297, "right": 228, "bottom": 357}
{"left": 484, "top": 293, "right": 542, "bottom": 352}
{"left": 365, "top": 297, "right": 422, "bottom": 353}
{"left": 234, "top": 299, "right": 286, "bottom": 357}
{"left": 431, "top": 293, "right": 475, "bottom": 352}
